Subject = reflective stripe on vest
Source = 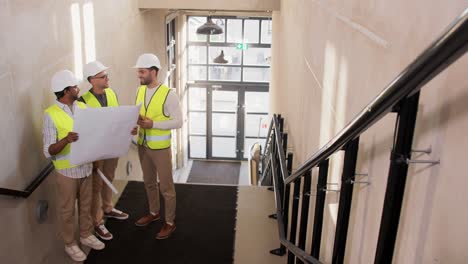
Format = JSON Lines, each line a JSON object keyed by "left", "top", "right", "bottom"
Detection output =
{"left": 135, "top": 85, "right": 172, "bottom": 149}
{"left": 81, "top": 88, "right": 119, "bottom": 108}
{"left": 137, "top": 133, "right": 172, "bottom": 142}
{"left": 45, "top": 101, "right": 87, "bottom": 169}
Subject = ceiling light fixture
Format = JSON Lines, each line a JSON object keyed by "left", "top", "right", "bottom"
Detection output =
{"left": 213, "top": 50, "right": 228, "bottom": 64}
{"left": 196, "top": 16, "right": 223, "bottom": 35}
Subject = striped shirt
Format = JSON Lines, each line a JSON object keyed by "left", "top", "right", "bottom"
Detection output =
{"left": 42, "top": 100, "right": 92, "bottom": 179}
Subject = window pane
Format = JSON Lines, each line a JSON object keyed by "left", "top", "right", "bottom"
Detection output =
{"left": 209, "top": 18, "right": 225, "bottom": 43}
{"left": 261, "top": 20, "right": 272, "bottom": 44}
{"left": 209, "top": 66, "right": 241, "bottom": 81}
{"left": 245, "top": 92, "right": 269, "bottom": 113}
{"left": 190, "top": 136, "right": 206, "bottom": 158}
{"left": 244, "top": 20, "right": 259, "bottom": 43}
{"left": 243, "top": 48, "right": 271, "bottom": 66}
{"left": 212, "top": 137, "right": 237, "bottom": 158}
{"left": 212, "top": 90, "right": 238, "bottom": 112}
{"left": 209, "top": 46, "right": 242, "bottom": 65}
{"left": 169, "top": 47, "right": 175, "bottom": 65}
{"left": 188, "top": 66, "right": 207, "bottom": 81}
{"left": 212, "top": 113, "right": 237, "bottom": 136}
{"left": 166, "top": 23, "right": 170, "bottom": 46}
{"left": 188, "top": 46, "right": 207, "bottom": 64}
{"left": 243, "top": 67, "right": 270, "bottom": 82}
{"left": 189, "top": 87, "right": 206, "bottom": 111}
{"left": 189, "top": 112, "right": 206, "bottom": 135}
{"left": 244, "top": 138, "right": 266, "bottom": 159}
{"left": 245, "top": 114, "right": 269, "bottom": 137}
{"left": 227, "top": 19, "right": 242, "bottom": 43}
{"left": 188, "top": 17, "right": 207, "bottom": 42}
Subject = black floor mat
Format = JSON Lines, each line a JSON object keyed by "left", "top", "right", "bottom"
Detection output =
{"left": 85, "top": 181, "right": 238, "bottom": 264}
{"left": 187, "top": 160, "right": 241, "bottom": 185}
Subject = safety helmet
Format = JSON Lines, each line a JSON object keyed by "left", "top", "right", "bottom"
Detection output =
{"left": 51, "top": 70, "right": 79, "bottom": 93}
{"left": 83, "top": 61, "right": 109, "bottom": 79}
{"left": 133, "top": 53, "right": 161, "bottom": 69}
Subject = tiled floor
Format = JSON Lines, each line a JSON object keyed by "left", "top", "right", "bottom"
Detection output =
{"left": 234, "top": 186, "right": 286, "bottom": 264}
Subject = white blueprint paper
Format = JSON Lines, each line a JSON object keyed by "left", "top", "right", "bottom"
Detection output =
{"left": 70, "top": 105, "right": 140, "bottom": 166}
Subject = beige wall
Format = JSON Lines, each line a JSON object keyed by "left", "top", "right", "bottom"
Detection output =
{"left": 271, "top": 0, "right": 468, "bottom": 263}
{"left": 139, "top": 0, "right": 280, "bottom": 11}
{"left": 0, "top": 1, "right": 167, "bottom": 263}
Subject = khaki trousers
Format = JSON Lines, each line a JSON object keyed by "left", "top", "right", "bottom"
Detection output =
{"left": 55, "top": 172, "right": 92, "bottom": 246}
{"left": 138, "top": 145, "right": 176, "bottom": 223}
{"left": 90, "top": 158, "right": 119, "bottom": 226}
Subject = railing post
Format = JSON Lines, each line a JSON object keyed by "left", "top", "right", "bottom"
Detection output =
{"left": 331, "top": 138, "right": 359, "bottom": 264}
{"left": 310, "top": 159, "right": 329, "bottom": 258}
{"left": 279, "top": 182, "right": 289, "bottom": 255}
{"left": 280, "top": 153, "right": 291, "bottom": 257}
{"left": 296, "top": 169, "right": 312, "bottom": 264}
{"left": 283, "top": 133, "right": 288, "bottom": 155}
{"left": 374, "top": 92, "right": 420, "bottom": 264}
{"left": 270, "top": 117, "right": 287, "bottom": 256}
{"left": 265, "top": 119, "right": 277, "bottom": 187}
{"left": 287, "top": 154, "right": 299, "bottom": 263}
{"left": 278, "top": 115, "right": 284, "bottom": 135}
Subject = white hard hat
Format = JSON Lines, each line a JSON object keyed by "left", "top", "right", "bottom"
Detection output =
{"left": 133, "top": 53, "right": 161, "bottom": 69}
{"left": 83, "top": 61, "right": 109, "bottom": 79}
{"left": 51, "top": 70, "right": 79, "bottom": 93}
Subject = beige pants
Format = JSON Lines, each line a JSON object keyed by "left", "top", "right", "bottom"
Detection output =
{"left": 55, "top": 171, "right": 92, "bottom": 246}
{"left": 91, "top": 158, "right": 119, "bottom": 226}
{"left": 138, "top": 145, "right": 176, "bottom": 223}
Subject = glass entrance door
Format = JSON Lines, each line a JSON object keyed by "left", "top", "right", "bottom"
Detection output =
{"left": 211, "top": 87, "right": 238, "bottom": 158}
{"left": 188, "top": 84, "right": 269, "bottom": 160}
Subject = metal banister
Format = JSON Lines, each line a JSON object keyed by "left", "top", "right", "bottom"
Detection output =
{"left": 262, "top": 8, "right": 468, "bottom": 263}
{"left": 284, "top": 8, "right": 468, "bottom": 185}
{"left": 0, "top": 162, "right": 54, "bottom": 198}
{"left": 270, "top": 120, "right": 322, "bottom": 264}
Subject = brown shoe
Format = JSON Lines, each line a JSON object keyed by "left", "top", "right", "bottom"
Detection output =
{"left": 104, "top": 208, "right": 129, "bottom": 220}
{"left": 135, "top": 212, "right": 160, "bottom": 227}
{"left": 156, "top": 223, "right": 176, "bottom": 239}
{"left": 94, "top": 224, "right": 113, "bottom": 240}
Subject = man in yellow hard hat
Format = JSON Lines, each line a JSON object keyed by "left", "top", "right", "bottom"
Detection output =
{"left": 133, "top": 53, "right": 182, "bottom": 239}
{"left": 79, "top": 61, "right": 135, "bottom": 241}
{"left": 43, "top": 70, "right": 105, "bottom": 262}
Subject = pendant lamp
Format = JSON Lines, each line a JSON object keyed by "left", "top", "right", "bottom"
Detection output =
{"left": 196, "top": 17, "right": 223, "bottom": 35}
{"left": 213, "top": 50, "right": 228, "bottom": 64}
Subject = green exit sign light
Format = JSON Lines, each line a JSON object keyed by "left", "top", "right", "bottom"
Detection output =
{"left": 236, "top": 43, "right": 249, "bottom": 50}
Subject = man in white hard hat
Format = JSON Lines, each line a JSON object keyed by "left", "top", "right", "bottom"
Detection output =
{"left": 79, "top": 61, "right": 134, "bottom": 241}
{"left": 43, "top": 70, "right": 105, "bottom": 262}
{"left": 133, "top": 53, "right": 182, "bottom": 239}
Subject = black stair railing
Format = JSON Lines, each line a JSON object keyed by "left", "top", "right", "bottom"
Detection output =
{"left": 261, "top": 8, "right": 467, "bottom": 264}
{"left": 0, "top": 162, "right": 53, "bottom": 198}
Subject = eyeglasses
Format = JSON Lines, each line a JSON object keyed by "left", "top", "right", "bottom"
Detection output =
{"left": 91, "top": 73, "right": 109, "bottom": 79}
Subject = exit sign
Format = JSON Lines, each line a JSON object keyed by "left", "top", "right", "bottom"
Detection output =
{"left": 236, "top": 43, "right": 249, "bottom": 50}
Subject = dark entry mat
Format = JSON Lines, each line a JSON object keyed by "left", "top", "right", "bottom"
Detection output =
{"left": 85, "top": 181, "right": 238, "bottom": 264}
{"left": 187, "top": 160, "right": 241, "bottom": 185}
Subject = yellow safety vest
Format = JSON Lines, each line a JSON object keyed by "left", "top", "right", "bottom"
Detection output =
{"left": 45, "top": 102, "right": 87, "bottom": 169}
{"left": 81, "top": 88, "right": 119, "bottom": 107}
{"left": 135, "top": 85, "right": 172, "bottom": 149}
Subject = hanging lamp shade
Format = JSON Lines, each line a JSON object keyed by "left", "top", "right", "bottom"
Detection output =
{"left": 213, "top": 50, "right": 228, "bottom": 64}
{"left": 197, "top": 17, "right": 223, "bottom": 35}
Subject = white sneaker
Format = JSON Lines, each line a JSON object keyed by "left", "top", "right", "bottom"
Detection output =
{"left": 64, "top": 244, "right": 87, "bottom": 262}
{"left": 80, "top": 234, "right": 105, "bottom": 250}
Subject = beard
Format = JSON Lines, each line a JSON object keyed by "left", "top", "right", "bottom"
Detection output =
{"left": 140, "top": 76, "right": 153, "bottom": 85}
